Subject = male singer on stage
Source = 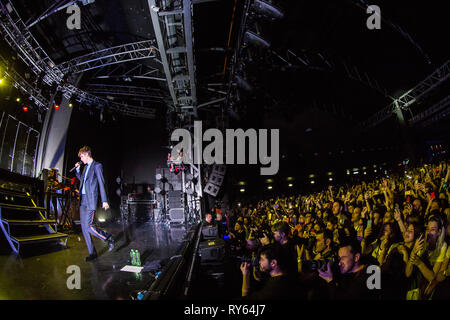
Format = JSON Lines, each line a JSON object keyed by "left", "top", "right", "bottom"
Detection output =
{"left": 74, "top": 146, "right": 114, "bottom": 262}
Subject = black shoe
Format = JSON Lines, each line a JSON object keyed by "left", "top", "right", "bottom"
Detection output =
{"left": 85, "top": 253, "right": 97, "bottom": 262}
{"left": 107, "top": 236, "right": 115, "bottom": 252}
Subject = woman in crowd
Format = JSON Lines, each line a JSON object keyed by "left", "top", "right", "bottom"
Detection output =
{"left": 230, "top": 160, "right": 449, "bottom": 300}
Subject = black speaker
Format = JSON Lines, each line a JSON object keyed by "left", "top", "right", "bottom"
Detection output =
{"left": 168, "top": 208, "right": 184, "bottom": 223}
{"left": 167, "top": 190, "right": 184, "bottom": 223}
{"left": 167, "top": 190, "right": 183, "bottom": 209}
{"left": 199, "top": 238, "right": 225, "bottom": 262}
{"left": 201, "top": 225, "right": 218, "bottom": 239}
{"left": 203, "top": 165, "right": 226, "bottom": 197}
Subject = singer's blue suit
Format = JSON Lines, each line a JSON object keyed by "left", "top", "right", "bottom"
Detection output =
{"left": 75, "top": 161, "right": 111, "bottom": 255}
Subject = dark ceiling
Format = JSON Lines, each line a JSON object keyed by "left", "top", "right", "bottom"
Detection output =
{"left": 6, "top": 0, "right": 447, "bottom": 118}
{"left": 2, "top": 0, "right": 448, "bottom": 139}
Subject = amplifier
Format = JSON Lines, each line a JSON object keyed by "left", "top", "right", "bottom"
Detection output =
{"left": 126, "top": 200, "right": 154, "bottom": 222}
{"left": 199, "top": 238, "right": 225, "bottom": 262}
{"left": 202, "top": 225, "right": 218, "bottom": 239}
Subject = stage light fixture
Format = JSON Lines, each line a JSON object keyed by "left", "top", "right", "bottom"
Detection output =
{"left": 253, "top": 0, "right": 284, "bottom": 20}
{"left": 244, "top": 30, "right": 270, "bottom": 48}
{"left": 22, "top": 106, "right": 28, "bottom": 112}
{"left": 16, "top": 97, "right": 20, "bottom": 102}
{"left": 288, "top": 183, "right": 293, "bottom": 187}
{"left": 54, "top": 89, "right": 63, "bottom": 107}
{"left": 267, "top": 185, "right": 272, "bottom": 190}
{"left": 240, "top": 188, "right": 245, "bottom": 193}
{"left": 234, "top": 75, "right": 253, "bottom": 92}
{"left": 54, "top": 104, "right": 60, "bottom": 110}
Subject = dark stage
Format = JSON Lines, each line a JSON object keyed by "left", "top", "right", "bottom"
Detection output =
{"left": 0, "top": 220, "right": 194, "bottom": 300}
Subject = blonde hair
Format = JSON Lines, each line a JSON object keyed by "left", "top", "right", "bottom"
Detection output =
{"left": 78, "top": 146, "right": 92, "bottom": 157}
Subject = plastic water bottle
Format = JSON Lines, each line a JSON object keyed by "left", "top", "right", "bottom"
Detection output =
{"left": 135, "top": 249, "right": 141, "bottom": 266}
{"left": 137, "top": 290, "right": 147, "bottom": 300}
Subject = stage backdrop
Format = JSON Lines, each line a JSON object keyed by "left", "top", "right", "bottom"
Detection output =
{"left": 65, "top": 108, "right": 167, "bottom": 209}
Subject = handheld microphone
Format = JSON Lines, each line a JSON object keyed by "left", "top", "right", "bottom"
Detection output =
{"left": 70, "top": 162, "right": 81, "bottom": 172}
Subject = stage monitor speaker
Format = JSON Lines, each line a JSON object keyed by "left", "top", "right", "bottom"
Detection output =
{"left": 168, "top": 208, "right": 185, "bottom": 223}
{"left": 199, "top": 238, "right": 225, "bottom": 262}
{"left": 128, "top": 203, "right": 152, "bottom": 222}
{"left": 202, "top": 225, "right": 218, "bottom": 239}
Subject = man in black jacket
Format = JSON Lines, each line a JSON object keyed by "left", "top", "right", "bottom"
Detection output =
{"left": 240, "top": 243, "right": 304, "bottom": 299}
{"left": 318, "top": 239, "right": 381, "bottom": 299}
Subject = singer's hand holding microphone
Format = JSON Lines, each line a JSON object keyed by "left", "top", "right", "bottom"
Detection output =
{"left": 70, "top": 161, "right": 81, "bottom": 172}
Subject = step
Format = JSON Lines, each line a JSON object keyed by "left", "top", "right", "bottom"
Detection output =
{"left": 11, "top": 232, "right": 68, "bottom": 243}
{"left": 0, "top": 188, "right": 30, "bottom": 198}
{"left": 1, "top": 219, "right": 57, "bottom": 225}
{"left": 0, "top": 202, "right": 46, "bottom": 211}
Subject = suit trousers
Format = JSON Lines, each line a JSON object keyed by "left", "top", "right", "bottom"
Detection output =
{"left": 80, "top": 195, "right": 111, "bottom": 255}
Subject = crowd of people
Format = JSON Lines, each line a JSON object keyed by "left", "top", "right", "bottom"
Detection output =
{"left": 204, "top": 159, "right": 450, "bottom": 300}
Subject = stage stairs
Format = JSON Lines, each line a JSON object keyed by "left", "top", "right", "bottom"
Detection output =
{"left": 0, "top": 187, "right": 68, "bottom": 254}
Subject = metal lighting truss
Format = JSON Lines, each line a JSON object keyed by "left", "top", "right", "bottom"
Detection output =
{"left": 57, "top": 40, "right": 161, "bottom": 74}
{"left": 147, "top": 0, "right": 203, "bottom": 216}
{"left": 271, "top": 49, "right": 390, "bottom": 97}
{"left": 147, "top": 0, "right": 197, "bottom": 115}
{"left": 419, "top": 104, "right": 450, "bottom": 128}
{"left": 408, "top": 95, "right": 450, "bottom": 126}
{"left": 360, "top": 60, "right": 450, "bottom": 129}
{"left": 26, "top": 0, "right": 94, "bottom": 29}
{"left": 0, "top": 57, "right": 50, "bottom": 110}
{"left": 91, "top": 62, "right": 167, "bottom": 82}
{"left": 0, "top": 0, "right": 155, "bottom": 118}
{"left": 352, "top": 0, "right": 432, "bottom": 66}
{"left": 65, "top": 86, "right": 156, "bottom": 119}
{"left": 84, "top": 84, "right": 166, "bottom": 102}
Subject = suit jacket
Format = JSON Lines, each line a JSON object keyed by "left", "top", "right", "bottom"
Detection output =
{"left": 76, "top": 161, "right": 108, "bottom": 211}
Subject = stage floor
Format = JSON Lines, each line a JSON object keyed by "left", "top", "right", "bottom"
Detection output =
{"left": 0, "top": 220, "right": 192, "bottom": 300}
